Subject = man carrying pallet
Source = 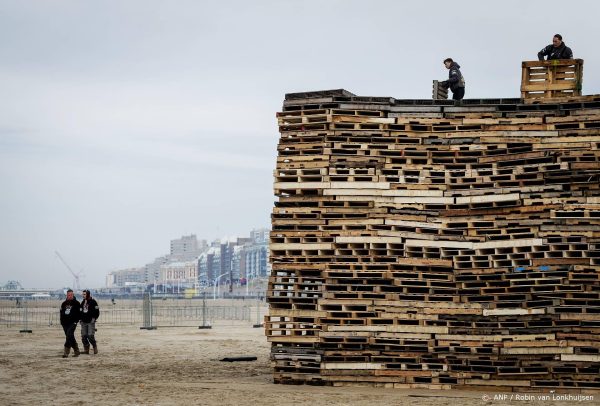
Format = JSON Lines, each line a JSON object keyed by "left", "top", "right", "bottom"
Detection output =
{"left": 441, "top": 58, "right": 465, "bottom": 101}
{"left": 538, "top": 34, "right": 573, "bottom": 60}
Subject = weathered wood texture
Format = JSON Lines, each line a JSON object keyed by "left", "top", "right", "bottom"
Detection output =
{"left": 267, "top": 86, "right": 600, "bottom": 392}
{"left": 521, "top": 59, "right": 584, "bottom": 99}
{"left": 433, "top": 80, "right": 448, "bottom": 100}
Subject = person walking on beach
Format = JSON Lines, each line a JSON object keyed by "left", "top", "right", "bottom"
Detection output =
{"left": 80, "top": 289, "right": 100, "bottom": 354}
{"left": 60, "top": 289, "right": 81, "bottom": 358}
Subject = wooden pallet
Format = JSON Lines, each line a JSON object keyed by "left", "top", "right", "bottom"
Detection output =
{"left": 432, "top": 80, "right": 448, "bottom": 100}
{"left": 521, "top": 59, "right": 584, "bottom": 99}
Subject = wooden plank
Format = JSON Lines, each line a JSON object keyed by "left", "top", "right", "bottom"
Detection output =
{"left": 437, "top": 334, "right": 555, "bottom": 342}
{"left": 455, "top": 193, "right": 520, "bottom": 204}
{"left": 503, "top": 340, "right": 567, "bottom": 348}
{"left": 267, "top": 336, "right": 319, "bottom": 343}
{"left": 465, "top": 379, "right": 531, "bottom": 387}
{"left": 270, "top": 243, "right": 333, "bottom": 250}
{"left": 403, "top": 238, "right": 543, "bottom": 250}
{"left": 500, "top": 347, "right": 574, "bottom": 355}
{"left": 475, "top": 238, "right": 543, "bottom": 249}
{"left": 329, "top": 181, "right": 390, "bottom": 189}
{"left": 384, "top": 219, "right": 443, "bottom": 229}
{"left": 334, "top": 236, "right": 404, "bottom": 244}
{"left": 326, "top": 325, "right": 449, "bottom": 334}
{"left": 522, "top": 82, "right": 581, "bottom": 92}
{"left": 561, "top": 354, "right": 600, "bottom": 362}
{"left": 372, "top": 300, "right": 486, "bottom": 309}
{"left": 405, "top": 239, "right": 474, "bottom": 249}
{"left": 483, "top": 308, "right": 546, "bottom": 316}
{"left": 269, "top": 309, "right": 328, "bottom": 318}
{"left": 322, "top": 363, "right": 384, "bottom": 370}
{"left": 273, "top": 182, "right": 330, "bottom": 189}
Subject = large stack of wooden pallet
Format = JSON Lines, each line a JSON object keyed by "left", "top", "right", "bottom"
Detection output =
{"left": 267, "top": 66, "right": 600, "bottom": 392}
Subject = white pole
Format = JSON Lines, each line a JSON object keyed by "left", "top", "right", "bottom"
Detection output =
{"left": 213, "top": 273, "right": 227, "bottom": 300}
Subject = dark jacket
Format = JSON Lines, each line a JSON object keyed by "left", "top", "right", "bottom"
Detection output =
{"left": 538, "top": 43, "right": 573, "bottom": 60}
{"left": 80, "top": 298, "right": 100, "bottom": 323}
{"left": 60, "top": 298, "right": 81, "bottom": 326}
{"left": 443, "top": 62, "right": 465, "bottom": 92}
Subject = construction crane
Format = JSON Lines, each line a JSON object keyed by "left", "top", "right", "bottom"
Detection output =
{"left": 55, "top": 251, "right": 84, "bottom": 291}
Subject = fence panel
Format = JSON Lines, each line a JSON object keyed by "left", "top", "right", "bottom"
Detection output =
{"left": 0, "top": 299, "right": 267, "bottom": 329}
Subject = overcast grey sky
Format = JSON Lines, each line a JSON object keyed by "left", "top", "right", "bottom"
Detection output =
{"left": 1, "top": 0, "right": 599, "bottom": 289}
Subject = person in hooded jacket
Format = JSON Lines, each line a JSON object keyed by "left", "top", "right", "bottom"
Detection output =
{"left": 441, "top": 58, "right": 465, "bottom": 101}
{"left": 80, "top": 289, "right": 100, "bottom": 354}
{"left": 538, "top": 34, "right": 573, "bottom": 61}
{"left": 60, "top": 289, "right": 81, "bottom": 358}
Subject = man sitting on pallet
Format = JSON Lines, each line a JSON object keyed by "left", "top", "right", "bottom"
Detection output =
{"left": 441, "top": 58, "right": 465, "bottom": 101}
{"left": 538, "top": 34, "right": 573, "bottom": 60}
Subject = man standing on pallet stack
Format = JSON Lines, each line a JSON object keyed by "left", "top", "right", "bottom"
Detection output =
{"left": 441, "top": 58, "right": 465, "bottom": 101}
{"left": 80, "top": 289, "right": 100, "bottom": 354}
{"left": 538, "top": 34, "right": 573, "bottom": 60}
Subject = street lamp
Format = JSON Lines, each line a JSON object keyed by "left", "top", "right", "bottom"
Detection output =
{"left": 213, "top": 273, "right": 228, "bottom": 300}
{"left": 245, "top": 274, "right": 251, "bottom": 296}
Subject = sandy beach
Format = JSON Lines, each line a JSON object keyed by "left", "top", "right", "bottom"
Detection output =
{"left": 1, "top": 322, "right": 596, "bottom": 406}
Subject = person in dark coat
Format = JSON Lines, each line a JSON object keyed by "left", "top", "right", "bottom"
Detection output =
{"left": 60, "top": 289, "right": 81, "bottom": 357}
{"left": 80, "top": 289, "right": 100, "bottom": 354}
{"left": 441, "top": 58, "right": 465, "bottom": 101}
{"left": 538, "top": 34, "right": 573, "bottom": 60}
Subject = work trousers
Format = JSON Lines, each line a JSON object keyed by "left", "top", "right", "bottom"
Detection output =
{"left": 80, "top": 321, "right": 97, "bottom": 347}
{"left": 62, "top": 323, "right": 78, "bottom": 348}
{"left": 452, "top": 87, "right": 465, "bottom": 100}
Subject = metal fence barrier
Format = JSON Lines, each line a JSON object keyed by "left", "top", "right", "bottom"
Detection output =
{"left": 0, "top": 298, "right": 267, "bottom": 329}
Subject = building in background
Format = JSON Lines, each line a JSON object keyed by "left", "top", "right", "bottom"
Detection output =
{"left": 160, "top": 260, "right": 198, "bottom": 287}
{"left": 106, "top": 256, "right": 170, "bottom": 288}
{"left": 196, "top": 229, "right": 270, "bottom": 287}
{"left": 245, "top": 227, "right": 270, "bottom": 280}
{"left": 231, "top": 245, "right": 244, "bottom": 282}
{"left": 141, "top": 256, "right": 170, "bottom": 285}
{"left": 244, "top": 243, "right": 269, "bottom": 280}
{"left": 170, "top": 234, "right": 206, "bottom": 261}
{"left": 105, "top": 267, "right": 145, "bottom": 287}
{"left": 250, "top": 228, "right": 269, "bottom": 244}
{"left": 105, "top": 229, "right": 270, "bottom": 291}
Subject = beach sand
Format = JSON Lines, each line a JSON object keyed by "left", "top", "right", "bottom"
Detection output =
{"left": 0, "top": 323, "right": 594, "bottom": 406}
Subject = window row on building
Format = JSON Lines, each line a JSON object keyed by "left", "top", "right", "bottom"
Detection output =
{"left": 105, "top": 229, "right": 269, "bottom": 288}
